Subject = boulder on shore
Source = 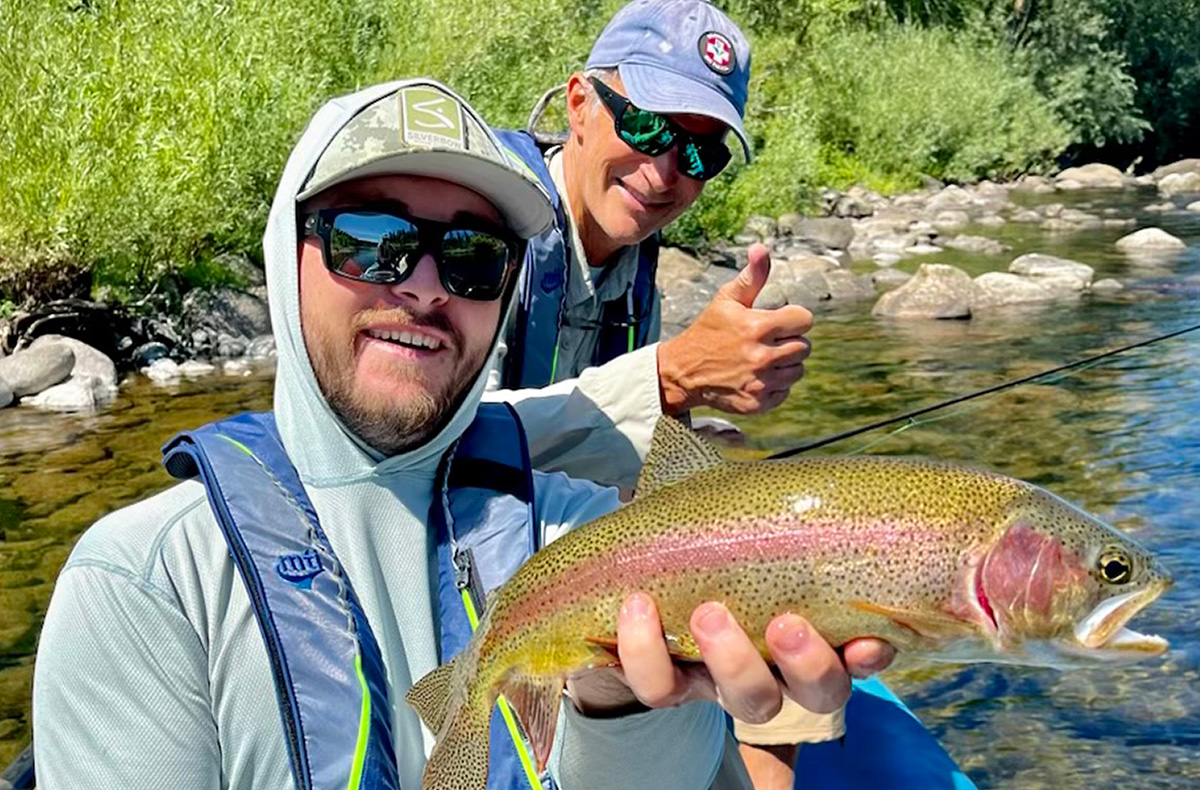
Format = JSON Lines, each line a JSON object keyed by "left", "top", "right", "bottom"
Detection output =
{"left": 872, "top": 264, "right": 972, "bottom": 320}
{"left": 0, "top": 342, "right": 75, "bottom": 397}
{"left": 1115, "top": 228, "right": 1187, "bottom": 251}
{"left": 1055, "top": 163, "right": 1127, "bottom": 189}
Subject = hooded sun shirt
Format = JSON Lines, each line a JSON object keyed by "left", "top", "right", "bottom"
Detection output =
{"left": 31, "top": 82, "right": 724, "bottom": 789}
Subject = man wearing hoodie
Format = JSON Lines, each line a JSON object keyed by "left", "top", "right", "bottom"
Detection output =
{"left": 31, "top": 79, "right": 888, "bottom": 790}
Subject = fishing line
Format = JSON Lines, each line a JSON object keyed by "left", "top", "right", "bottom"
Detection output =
{"left": 768, "top": 321, "right": 1200, "bottom": 459}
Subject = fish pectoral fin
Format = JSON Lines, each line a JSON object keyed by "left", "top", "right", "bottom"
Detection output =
{"left": 406, "top": 657, "right": 458, "bottom": 734}
{"left": 498, "top": 673, "right": 566, "bottom": 772}
{"left": 583, "top": 635, "right": 620, "bottom": 653}
{"left": 849, "top": 600, "right": 972, "bottom": 639}
{"left": 584, "top": 633, "right": 704, "bottom": 662}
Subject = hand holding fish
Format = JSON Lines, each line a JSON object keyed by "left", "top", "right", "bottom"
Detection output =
{"left": 566, "top": 594, "right": 895, "bottom": 721}
{"left": 658, "top": 243, "right": 813, "bottom": 415}
{"left": 408, "top": 418, "right": 1171, "bottom": 790}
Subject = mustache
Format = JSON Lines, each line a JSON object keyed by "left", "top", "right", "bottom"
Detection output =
{"left": 351, "top": 307, "right": 461, "bottom": 348}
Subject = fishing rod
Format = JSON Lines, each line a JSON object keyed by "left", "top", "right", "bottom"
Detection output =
{"left": 768, "top": 320, "right": 1200, "bottom": 460}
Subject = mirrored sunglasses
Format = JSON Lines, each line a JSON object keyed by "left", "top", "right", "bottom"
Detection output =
{"left": 303, "top": 207, "right": 522, "bottom": 301}
{"left": 588, "top": 76, "right": 732, "bottom": 181}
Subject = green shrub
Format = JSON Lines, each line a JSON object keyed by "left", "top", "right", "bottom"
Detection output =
{"left": 0, "top": 0, "right": 1135, "bottom": 304}
{"left": 0, "top": 0, "right": 393, "bottom": 305}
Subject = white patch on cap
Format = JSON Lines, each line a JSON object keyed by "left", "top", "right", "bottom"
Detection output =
{"left": 698, "top": 31, "right": 735, "bottom": 75}
{"left": 658, "top": 40, "right": 673, "bottom": 53}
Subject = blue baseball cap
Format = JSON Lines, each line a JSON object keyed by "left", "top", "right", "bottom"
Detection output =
{"left": 586, "top": 0, "right": 752, "bottom": 161}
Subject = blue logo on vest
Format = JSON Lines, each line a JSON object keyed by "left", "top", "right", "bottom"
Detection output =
{"left": 276, "top": 548, "right": 324, "bottom": 588}
{"left": 540, "top": 270, "right": 563, "bottom": 293}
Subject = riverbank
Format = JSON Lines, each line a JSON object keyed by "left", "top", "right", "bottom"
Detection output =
{"left": 3, "top": 159, "right": 1197, "bottom": 414}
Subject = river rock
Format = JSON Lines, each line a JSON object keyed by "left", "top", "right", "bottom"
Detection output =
{"left": 0, "top": 376, "right": 12, "bottom": 408}
{"left": 144, "top": 357, "right": 181, "bottom": 382}
{"left": 786, "top": 217, "right": 855, "bottom": 250}
{"left": 1187, "top": 201, "right": 1200, "bottom": 212}
{"left": 1058, "top": 208, "right": 1103, "bottom": 228}
{"left": 1158, "top": 172, "right": 1200, "bottom": 198}
{"left": 933, "top": 211, "right": 970, "bottom": 231}
{"left": 1151, "top": 158, "right": 1200, "bottom": 180}
{"left": 870, "top": 268, "right": 912, "bottom": 293}
{"left": 767, "top": 258, "right": 832, "bottom": 307}
{"left": 941, "top": 235, "right": 1010, "bottom": 255}
{"left": 223, "top": 359, "right": 255, "bottom": 377}
{"left": 926, "top": 185, "right": 973, "bottom": 213}
{"left": 29, "top": 334, "right": 117, "bottom": 391}
{"left": 971, "top": 273, "right": 1059, "bottom": 311}
{"left": 1055, "top": 163, "right": 1127, "bottom": 188}
{"left": 1091, "top": 278, "right": 1124, "bottom": 293}
{"left": 216, "top": 333, "right": 248, "bottom": 358}
{"left": 1011, "top": 209, "right": 1042, "bottom": 223}
{"left": 1008, "top": 254, "right": 1094, "bottom": 291}
{"left": 131, "top": 341, "right": 170, "bottom": 368}
{"left": 1055, "top": 179, "right": 1085, "bottom": 191}
{"left": 753, "top": 283, "right": 788, "bottom": 310}
{"left": 1115, "top": 228, "right": 1187, "bottom": 251}
{"left": 214, "top": 252, "right": 266, "bottom": 288}
{"left": 181, "top": 287, "right": 271, "bottom": 343}
{"left": 179, "top": 360, "right": 216, "bottom": 377}
{"left": 245, "top": 335, "right": 278, "bottom": 360}
{"left": 823, "top": 270, "right": 875, "bottom": 301}
{"left": 23, "top": 374, "right": 104, "bottom": 411}
{"left": 0, "top": 342, "right": 74, "bottom": 397}
{"left": 871, "top": 264, "right": 972, "bottom": 319}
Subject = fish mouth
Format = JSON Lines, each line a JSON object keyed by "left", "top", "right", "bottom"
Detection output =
{"left": 1069, "top": 580, "right": 1172, "bottom": 659}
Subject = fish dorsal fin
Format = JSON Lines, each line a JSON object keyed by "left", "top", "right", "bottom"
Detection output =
{"left": 635, "top": 416, "right": 726, "bottom": 498}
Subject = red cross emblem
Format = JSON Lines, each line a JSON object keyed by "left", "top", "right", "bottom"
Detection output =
{"left": 699, "top": 32, "right": 734, "bottom": 75}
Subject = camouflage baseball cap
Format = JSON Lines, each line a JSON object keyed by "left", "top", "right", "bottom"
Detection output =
{"left": 297, "top": 79, "right": 552, "bottom": 239}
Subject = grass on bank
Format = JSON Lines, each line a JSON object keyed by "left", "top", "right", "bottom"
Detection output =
{"left": 0, "top": 0, "right": 1101, "bottom": 305}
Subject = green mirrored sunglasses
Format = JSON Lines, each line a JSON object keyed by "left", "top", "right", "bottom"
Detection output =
{"left": 588, "top": 76, "right": 732, "bottom": 181}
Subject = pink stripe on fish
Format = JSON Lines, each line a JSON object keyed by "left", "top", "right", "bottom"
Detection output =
{"left": 494, "top": 518, "right": 951, "bottom": 634}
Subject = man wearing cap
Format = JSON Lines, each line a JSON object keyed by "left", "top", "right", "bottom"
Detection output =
{"left": 488, "top": 0, "right": 812, "bottom": 490}
{"left": 487, "top": 2, "right": 831, "bottom": 788}
{"left": 31, "top": 78, "right": 890, "bottom": 790}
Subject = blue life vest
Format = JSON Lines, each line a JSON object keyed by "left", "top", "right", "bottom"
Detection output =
{"left": 493, "top": 129, "right": 658, "bottom": 388}
{"left": 161, "top": 405, "right": 977, "bottom": 790}
{"left": 162, "top": 404, "right": 548, "bottom": 790}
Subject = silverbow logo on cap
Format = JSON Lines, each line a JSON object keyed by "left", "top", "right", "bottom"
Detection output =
{"left": 398, "top": 86, "right": 467, "bottom": 149}
{"left": 698, "top": 31, "right": 735, "bottom": 75}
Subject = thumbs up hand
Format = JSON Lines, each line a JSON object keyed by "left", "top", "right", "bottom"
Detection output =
{"left": 657, "top": 243, "right": 813, "bottom": 415}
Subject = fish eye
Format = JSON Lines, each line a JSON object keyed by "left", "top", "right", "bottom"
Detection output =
{"left": 1098, "top": 549, "right": 1133, "bottom": 584}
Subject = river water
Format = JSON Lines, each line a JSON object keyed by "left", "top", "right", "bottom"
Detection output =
{"left": 1, "top": 187, "right": 1197, "bottom": 787}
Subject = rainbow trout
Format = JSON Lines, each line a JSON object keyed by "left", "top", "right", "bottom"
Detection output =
{"left": 408, "top": 417, "right": 1171, "bottom": 790}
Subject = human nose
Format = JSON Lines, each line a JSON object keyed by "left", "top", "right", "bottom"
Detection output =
{"left": 645, "top": 143, "right": 681, "bottom": 191}
{"left": 388, "top": 251, "right": 449, "bottom": 306}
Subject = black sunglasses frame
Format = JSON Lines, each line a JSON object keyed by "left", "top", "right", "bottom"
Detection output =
{"left": 587, "top": 76, "right": 732, "bottom": 181}
{"left": 303, "top": 206, "right": 524, "bottom": 302}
